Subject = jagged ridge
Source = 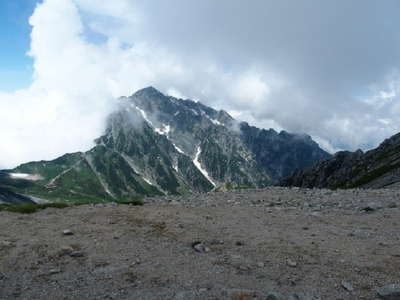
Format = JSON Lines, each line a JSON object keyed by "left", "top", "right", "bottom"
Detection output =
{"left": 280, "top": 132, "right": 400, "bottom": 189}
{"left": 0, "top": 87, "right": 329, "bottom": 203}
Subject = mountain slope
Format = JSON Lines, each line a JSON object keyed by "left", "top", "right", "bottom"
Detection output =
{"left": 0, "top": 187, "right": 35, "bottom": 205}
{"left": 240, "top": 123, "right": 330, "bottom": 179}
{"left": 0, "top": 87, "right": 329, "bottom": 203}
{"left": 280, "top": 132, "right": 400, "bottom": 189}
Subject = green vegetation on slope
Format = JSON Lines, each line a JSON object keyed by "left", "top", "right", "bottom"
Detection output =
{"left": 0, "top": 198, "right": 144, "bottom": 214}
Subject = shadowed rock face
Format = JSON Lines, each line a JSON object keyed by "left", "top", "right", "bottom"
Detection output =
{"left": 0, "top": 187, "right": 34, "bottom": 205}
{"left": 240, "top": 123, "right": 331, "bottom": 180}
{"left": 0, "top": 87, "right": 329, "bottom": 203}
{"left": 280, "top": 132, "right": 400, "bottom": 189}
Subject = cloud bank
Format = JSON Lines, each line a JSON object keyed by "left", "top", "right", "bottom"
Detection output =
{"left": 1, "top": 0, "right": 400, "bottom": 168}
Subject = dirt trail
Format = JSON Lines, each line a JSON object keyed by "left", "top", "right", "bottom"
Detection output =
{"left": 0, "top": 188, "right": 399, "bottom": 299}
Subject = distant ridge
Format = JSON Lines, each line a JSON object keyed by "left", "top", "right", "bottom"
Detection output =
{"left": 280, "top": 132, "right": 400, "bottom": 189}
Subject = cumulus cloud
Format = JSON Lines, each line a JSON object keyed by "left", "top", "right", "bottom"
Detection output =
{"left": 2, "top": 0, "right": 400, "bottom": 168}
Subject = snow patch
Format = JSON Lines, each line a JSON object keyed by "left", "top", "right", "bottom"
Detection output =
{"left": 142, "top": 177, "right": 154, "bottom": 186}
{"left": 132, "top": 105, "right": 173, "bottom": 138}
{"left": 173, "top": 143, "right": 185, "bottom": 154}
{"left": 10, "top": 173, "right": 30, "bottom": 179}
{"left": 154, "top": 124, "right": 171, "bottom": 136}
{"left": 30, "top": 196, "right": 49, "bottom": 204}
{"left": 9, "top": 173, "right": 43, "bottom": 181}
{"left": 205, "top": 115, "right": 223, "bottom": 126}
{"left": 172, "top": 160, "right": 179, "bottom": 172}
{"left": 210, "top": 118, "right": 222, "bottom": 126}
{"left": 120, "top": 153, "right": 140, "bottom": 174}
{"left": 119, "top": 153, "right": 156, "bottom": 187}
{"left": 193, "top": 146, "right": 216, "bottom": 187}
{"left": 133, "top": 105, "right": 154, "bottom": 126}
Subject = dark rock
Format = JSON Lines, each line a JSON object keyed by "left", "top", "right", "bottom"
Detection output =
{"left": 362, "top": 202, "right": 383, "bottom": 213}
{"left": 69, "top": 250, "right": 85, "bottom": 257}
{"left": 192, "top": 241, "right": 206, "bottom": 253}
{"left": 362, "top": 206, "right": 376, "bottom": 213}
{"left": 60, "top": 246, "right": 73, "bottom": 256}
{"left": 266, "top": 292, "right": 284, "bottom": 300}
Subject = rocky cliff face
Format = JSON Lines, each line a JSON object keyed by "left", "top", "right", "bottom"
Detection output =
{"left": 240, "top": 123, "right": 330, "bottom": 180}
{"left": 280, "top": 132, "right": 400, "bottom": 189}
{"left": 0, "top": 87, "right": 329, "bottom": 203}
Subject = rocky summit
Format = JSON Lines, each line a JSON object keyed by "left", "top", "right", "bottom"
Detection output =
{"left": 280, "top": 131, "right": 400, "bottom": 189}
{"left": 0, "top": 87, "right": 328, "bottom": 204}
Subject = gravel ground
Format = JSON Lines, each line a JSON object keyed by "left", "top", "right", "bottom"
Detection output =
{"left": 0, "top": 187, "right": 399, "bottom": 300}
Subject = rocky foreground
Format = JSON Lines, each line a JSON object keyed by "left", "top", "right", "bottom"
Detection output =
{"left": 1, "top": 187, "right": 400, "bottom": 300}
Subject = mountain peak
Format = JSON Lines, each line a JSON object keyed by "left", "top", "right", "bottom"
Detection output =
{"left": 133, "top": 86, "right": 163, "bottom": 97}
{"left": 0, "top": 86, "right": 331, "bottom": 204}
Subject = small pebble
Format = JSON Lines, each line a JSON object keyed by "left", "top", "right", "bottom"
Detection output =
{"left": 287, "top": 259, "right": 297, "bottom": 267}
{"left": 69, "top": 250, "right": 84, "bottom": 257}
{"left": 257, "top": 262, "right": 265, "bottom": 268}
{"left": 341, "top": 280, "right": 354, "bottom": 292}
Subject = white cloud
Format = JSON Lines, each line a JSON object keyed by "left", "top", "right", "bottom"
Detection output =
{"left": 166, "top": 88, "right": 186, "bottom": 100}
{"left": 2, "top": 0, "right": 400, "bottom": 168}
{"left": 231, "top": 72, "right": 271, "bottom": 106}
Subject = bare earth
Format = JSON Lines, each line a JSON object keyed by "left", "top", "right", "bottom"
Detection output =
{"left": 0, "top": 187, "right": 399, "bottom": 300}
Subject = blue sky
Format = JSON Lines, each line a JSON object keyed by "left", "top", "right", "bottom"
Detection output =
{"left": 0, "top": 0, "right": 40, "bottom": 91}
